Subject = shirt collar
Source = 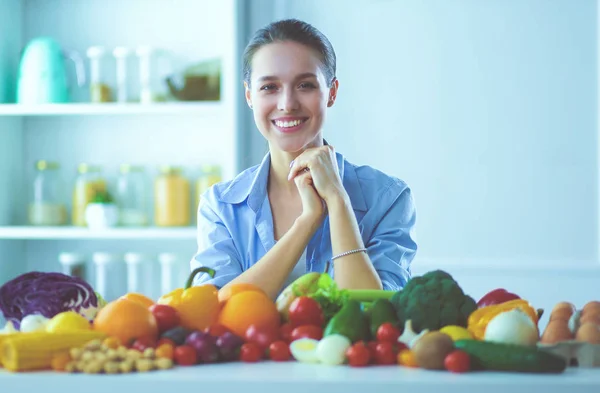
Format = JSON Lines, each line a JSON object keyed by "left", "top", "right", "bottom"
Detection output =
{"left": 218, "top": 150, "right": 367, "bottom": 212}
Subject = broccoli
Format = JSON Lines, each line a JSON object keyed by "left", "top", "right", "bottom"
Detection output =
{"left": 391, "top": 270, "right": 477, "bottom": 333}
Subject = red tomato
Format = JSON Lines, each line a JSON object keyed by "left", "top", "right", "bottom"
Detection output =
{"left": 131, "top": 336, "right": 156, "bottom": 352}
{"left": 444, "top": 350, "right": 471, "bottom": 373}
{"left": 346, "top": 342, "right": 371, "bottom": 367}
{"left": 240, "top": 342, "right": 263, "bottom": 363}
{"left": 149, "top": 304, "right": 180, "bottom": 334}
{"left": 290, "top": 325, "right": 323, "bottom": 342}
{"left": 268, "top": 341, "right": 291, "bottom": 362}
{"left": 245, "top": 324, "right": 280, "bottom": 351}
{"left": 366, "top": 341, "right": 379, "bottom": 359}
{"left": 288, "top": 296, "right": 324, "bottom": 327}
{"left": 374, "top": 342, "right": 396, "bottom": 365}
{"left": 174, "top": 345, "right": 197, "bottom": 366}
{"left": 279, "top": 322, "right": 295, "bottom": 342}
{"left": 376, "top": 323, "right": 401, "bottom": 343}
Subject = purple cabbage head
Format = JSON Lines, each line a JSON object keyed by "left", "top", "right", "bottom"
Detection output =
{"left": 0, "top": 271, "right": 101, "bottom": 330}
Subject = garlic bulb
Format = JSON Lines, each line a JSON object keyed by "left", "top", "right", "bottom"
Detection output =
{"left": 484, "top": 308, "right": 539, "bottom": 346}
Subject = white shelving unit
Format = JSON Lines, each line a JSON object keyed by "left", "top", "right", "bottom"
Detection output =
{"left": 0, "top": 0, "right": 244, "bottom": 288}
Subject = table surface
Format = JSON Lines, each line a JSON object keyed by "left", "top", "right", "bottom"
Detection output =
{"left": 1, "top": 363, "right": 600, "bottom": 393}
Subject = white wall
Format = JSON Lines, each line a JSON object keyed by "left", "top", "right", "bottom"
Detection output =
{"left": 244, "top": 0, "right": 600, "bottom": 317}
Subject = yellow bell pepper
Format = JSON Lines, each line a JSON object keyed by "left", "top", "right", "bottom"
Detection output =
{"left": 157, "top": 267, "right": 219, "bottom": 332}
{"left": 467, "top": 299, "right": 539, "bottom": 340}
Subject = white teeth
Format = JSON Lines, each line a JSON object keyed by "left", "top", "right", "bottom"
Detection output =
{"left": 275, "top": 119, "right": 304, "bottom": 128}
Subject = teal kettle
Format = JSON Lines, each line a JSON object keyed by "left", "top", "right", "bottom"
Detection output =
{"left": 16, "top": 37, "right": 85, "bottom": 104}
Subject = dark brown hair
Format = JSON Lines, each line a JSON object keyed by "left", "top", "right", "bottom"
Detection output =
{"left": 242, "top": 19, "right": 337, "bottom": 87}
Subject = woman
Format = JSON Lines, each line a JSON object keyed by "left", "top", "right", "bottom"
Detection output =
{"left": 191, "top": 19, "right": 417, "bottom": 299}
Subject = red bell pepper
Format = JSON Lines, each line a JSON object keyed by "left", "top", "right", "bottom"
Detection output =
{"left": 476, "top": 288, "right": 521, "bottom": 308}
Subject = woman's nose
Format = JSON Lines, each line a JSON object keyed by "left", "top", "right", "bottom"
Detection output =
{"left": 277, "top": 89, "right": 300, "bottom": 112}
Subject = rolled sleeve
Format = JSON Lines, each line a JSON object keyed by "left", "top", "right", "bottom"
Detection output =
{"left": 366, "top": 186, "right": 417, "bottom": 291}
{"left": 190, "top": 196, "right": 243, "bottom": 289}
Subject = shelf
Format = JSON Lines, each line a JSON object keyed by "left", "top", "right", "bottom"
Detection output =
{"left": 0, "top": 226, "right": 197, "bottom": 240}
{"left": 0, "top": 102, "right": 222, "bottom": 116}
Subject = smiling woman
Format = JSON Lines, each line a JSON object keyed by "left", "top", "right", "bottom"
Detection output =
{"left": 190, "top": 19, "right": 418, "bottom": 299}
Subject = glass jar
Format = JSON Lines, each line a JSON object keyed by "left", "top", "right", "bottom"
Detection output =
{"left": 28, "top": 160, "right": 68, "bottom": 226}
{"left": 58, "top": 252, "right": 86, "bottom": 281}
{"left": 116, "top": 164, "right": 148, "bottom": 226}
{"left": 92, "top": 252, "right": 124, "bottom": 302}
{"left": 195, "top": 165, "right": 222, "bottom": 208}
{"left": 72, "top": 164, "right": 107, "bottom": 226}
{"left": 86, "top": 46, "right": 112, "bottom": 103}
{"left": 154, "top": 166, "right": 190, "bottom": 227}
{"left": 124, "top": 252, "right": 156, "bottom": 300}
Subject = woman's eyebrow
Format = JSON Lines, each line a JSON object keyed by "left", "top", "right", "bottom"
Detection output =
{"left": 256, "top": 72, "right": 317, "bottom": 83}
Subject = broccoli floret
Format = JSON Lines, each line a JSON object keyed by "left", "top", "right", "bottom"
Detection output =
{"left": 390, "top": 269, "right": 475, "bottom": 332}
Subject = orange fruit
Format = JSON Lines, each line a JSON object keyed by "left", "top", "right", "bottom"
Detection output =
{"left": 218, "top": 290, "right": 280, "bottom": 338}
{"left": 93, "top": 298, "right": 158, "bottom": 346}
{"left": 218, "top": 283, "right": 266, "bottom": 304}
{"left": 120, "top": 293, "right": 155, "bottom": 308}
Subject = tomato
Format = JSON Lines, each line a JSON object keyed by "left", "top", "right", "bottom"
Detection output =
{"left": 240, "top": 342, "right": 263, "bottom": 363}
{"left": 366, "top": 341, "right": 379, "bottom": 359}
{"left": 290, "top": 325, "right": 323, "bottom": 342}
{"left": 207, "top": 323, "right": 230, "bottom": 337}
{"left": 444, "top": 350, "right": 471, "bottom": 373}
{"left": 245, "top": 324, "right": 280, "bottom": 351}
{"left": 268, "top": 340, "right": 291, "bottom": 362}
{"left": 155, "top": 343, "right": 175, "bottom": 360}
{"left": 345, "top": 342, "right": 371, "bottom": 367}
{"left": 131, "top": 336, "right": 156, "bottom": 352}
{"left": 288, "top": 296, "right": 324, "bottom": 327}
{"left": 279, "top": 322, "right": 295, "bottom": 342}
{"left": 374, "top": 342, "right": 396, "bottom": 365}
{"left": 376, "top": 323, "right": 401, "bottom": 343}
{"left": 149, "top": 304, "right": 180, "bottom": 334}
{"left": 174, "top": 345, "right": 197, "bottom": 366}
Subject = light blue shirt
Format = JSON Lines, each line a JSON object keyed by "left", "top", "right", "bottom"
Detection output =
{"left": 190, "top": 151, "right": 417, "bottom": 291}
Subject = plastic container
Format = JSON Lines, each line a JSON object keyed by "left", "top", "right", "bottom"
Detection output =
{"left": 58, "top": 252, "right": 86, "bottom": 281}
{"left": 195, "top": 164, "right": 222, "bottom": 208}
{"left": 124, "top": 253, "right": 157, "bottom": 300}
{"left": 116, "top": 164, "right": 148, "bottom": 226}
{"left": 86, "top": 46, "right": 112, "bottom": 103}
{"left": 72, "top": 164, "right": 106, "bottom": 226}
{"left": 113, "top": 47, "right": 131, "bottom": 103}
{"left": 158, "top": 253, "right": 188, "bottom": 297}
{"left": 136, "top": 46, "right": 170, "bottom": 103}
{"left": 28, "top": 160, "right": 68, "bottom": 226}
{"left": 154, "top": 166, "right": 190, "bottom": 227}
{"left": 92, "top": 252, "right": 123, "bottom": 302}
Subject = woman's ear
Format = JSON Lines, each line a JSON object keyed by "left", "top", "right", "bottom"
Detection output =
{"left": 244, "top": 81, "right": 253, "bottom": 109}
{"left": 327, "top": 78, "right": 339, "bottom": 107}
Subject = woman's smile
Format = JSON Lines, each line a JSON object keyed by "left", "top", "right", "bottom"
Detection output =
{"left": 271, "top": 116, "right": 309, "bottom": 134}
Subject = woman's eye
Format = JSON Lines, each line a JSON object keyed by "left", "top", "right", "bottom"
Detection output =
{"left": 299, "top": 82, "right": 316, "bottom": 89}
{"left": 260, "top": 84, "right": 277, "bottom": 91}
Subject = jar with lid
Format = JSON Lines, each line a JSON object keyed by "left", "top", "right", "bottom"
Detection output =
{"left": 92, "top": 252, "right": 125, "bottom": 302}
{"left": 28, "top": 160, "right": 68, "bottom": 226}
{"left": 124, "top": 252, "right": 156, "bottom": 300}
{"left": 154, "top": 166, "right": 190, "bottom": 227}
{"left": 116, "top": 164, "right": 148, "bottom": 226}
{"left": 158, "top": 253, "right": 188, "bottom": 297}
{"left": 86, "top": 46, "right": 112, "bottom": 103}
{"left": 72, "top": 164, "right": 107, "bottom": 226}
{"left": 195, "top": 165, "right": 222, "bottom": 209}
{"left": 58, "top": 252, "right": 86, "bottom": 280}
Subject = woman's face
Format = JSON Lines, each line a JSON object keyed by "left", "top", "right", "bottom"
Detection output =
{"left": 245, "top": 41, "right": 338, "bottom": 154}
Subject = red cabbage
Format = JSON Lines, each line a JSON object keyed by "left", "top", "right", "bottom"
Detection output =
{"left": 0, "top": 271, "right": 101, "bottom": 330}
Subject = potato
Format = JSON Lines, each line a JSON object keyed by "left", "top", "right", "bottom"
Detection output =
{"left": 413, "top": 332, "right": 455, "bottom": 370}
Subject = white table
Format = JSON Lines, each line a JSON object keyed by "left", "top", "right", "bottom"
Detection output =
{"left": 1, "top": 363, "right": 599, "bottom": 393}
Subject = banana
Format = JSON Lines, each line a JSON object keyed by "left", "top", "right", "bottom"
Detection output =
{"left": 276, "top": 272, "right": 322, "bottom": 321}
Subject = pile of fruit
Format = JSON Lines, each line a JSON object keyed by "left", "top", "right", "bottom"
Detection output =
{"left": 0, "top": 267, "right": 598, "bottom": 374}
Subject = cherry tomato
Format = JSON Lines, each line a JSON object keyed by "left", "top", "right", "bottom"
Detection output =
{"left": 174, "top": 345, "right": 197, "bottom": 366}
{"left": 155, "top": 343, "right": 175, "bottom": 360}
{"left": 376, "top": 323, "right": 401, "bottom": 343}
{"left": 239, "top": 342, "right": 263, "bottom": 363}
{"left": 366, "top": 341, "right": 379, "bottom": 359}
{"left": 288, "top": 296, "right": 324, "bottom": 327}
{"left": 245, "top": 324, "right": 280, "bottom": 351}
{"left": 149, "top": 304, "right": 180, "bottom": 334}
{"left": 131, "top": 336, "right": 156, "bottom": 352}
{"left": 374, "top": 342, "right": 396, "bottom": 365}
{"left": 290, "top": 325, "right": 323, "bottom": 342}
{"left": 268, "top": 341, "right": 291, "bottom": 362}
{"left": 279, "top": 322, "right": 295, "bottom": 342}
{"left": 444, "top": 350, "right": 471, "bottom": 373}
{"left": 345, "top": 342, "right": 371, "bottom": 367}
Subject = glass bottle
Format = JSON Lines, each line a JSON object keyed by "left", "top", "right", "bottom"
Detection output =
{"left": 195, "top": 165, "right": 222, "bottom": 208}
{"left": 116, "top": 164, "right": 148, "bottom": 226}
{"left": 28, "top": 160, "right": 68, "bottom": 226}
{"left": 154, "top": 166, "right": 190, "bottom": 227}
{"left": 72, "top": 164, "right": 106, "bottom": 226}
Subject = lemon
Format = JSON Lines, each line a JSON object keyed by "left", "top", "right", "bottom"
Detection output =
{"left": 46, "top": 311, "right": 91, "bottom": 333}
{"left": 439, "top": 325, "right": 473, "bottom": 341}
